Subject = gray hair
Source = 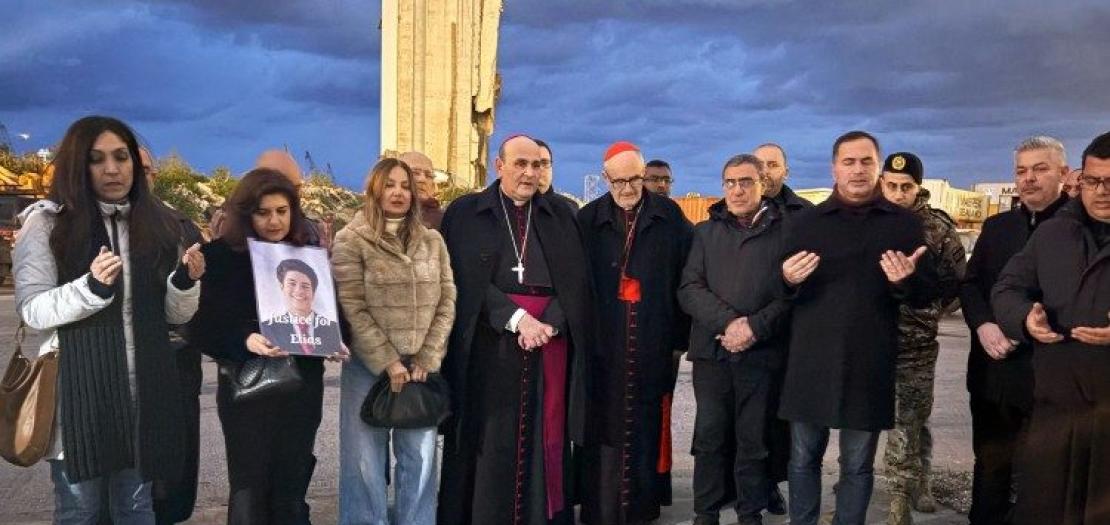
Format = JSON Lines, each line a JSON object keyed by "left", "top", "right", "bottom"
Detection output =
{"left": 721, "top": 154, "right": 766, "bottom": 179}
{"left": 1015, "top": 135, "right": 1068, "bottom": 165}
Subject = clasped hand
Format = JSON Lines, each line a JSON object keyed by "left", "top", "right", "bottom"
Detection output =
{"left": 719, "top": 317, "right": 756, "bottom": 353}
{"left": 386, "top": 360, "right": 429, "bottom": 393}
{"left": 517, "top": 313, "right": 556, "bottom": 351}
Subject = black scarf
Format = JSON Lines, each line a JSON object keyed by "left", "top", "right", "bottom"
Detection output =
{"left": 55, "top": 205, "right": 184, "bottom": 483}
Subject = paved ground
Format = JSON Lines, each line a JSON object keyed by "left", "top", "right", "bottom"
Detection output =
{"left": 0, "top": 286, "right": 974, "bottom": 524}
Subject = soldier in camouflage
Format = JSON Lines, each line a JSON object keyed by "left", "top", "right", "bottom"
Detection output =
{"left": 878, "top": 152, "right": 966, "bottom": 525}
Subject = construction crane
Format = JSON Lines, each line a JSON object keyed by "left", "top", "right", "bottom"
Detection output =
{"left": 303, "top": 150, "right": 335, "bottom": 179}
{"left": 304, "top": 150, "right": 318, "bottom": 174}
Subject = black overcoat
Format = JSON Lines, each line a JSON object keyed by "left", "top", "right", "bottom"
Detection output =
{"left": 577, "top": 191, "right": 692, "bottom": 443}
{"left": 991, "top": 199, "right": 1110, "bottom": 525}
{"left": 438, "top": 181, "right": 593, "bottom": 449}
{"left": 777, "top": 194, "right": 937, "bottom": 431}
{"left": 959, "top": 195, "right": 1068, "bottom": 409}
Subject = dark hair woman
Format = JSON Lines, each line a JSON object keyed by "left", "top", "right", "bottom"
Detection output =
{"left": 188, "top": 168, "right": 347, "bottom": 524}
{"left": 13, "top": 115, "right": 205, "bottom": 523}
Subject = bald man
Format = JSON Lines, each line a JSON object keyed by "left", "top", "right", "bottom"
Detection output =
{"left": 398, "top": 150, "right": 444, "bottom": 230}
{"left": 255, "top": 149, "right": 305, "bottom": 188}
{"left": 438, "top": 134, "right": 592, "bottom": 525}
{"left": 578, "top": 141, "right": 693, "bottom": 524}
{"left": 753, "top": 143, "right": 812, "bottom": 215}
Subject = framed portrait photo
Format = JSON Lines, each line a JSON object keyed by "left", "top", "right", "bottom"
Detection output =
{"left": 248, "top": 239, "right": 343, "bottom": 357}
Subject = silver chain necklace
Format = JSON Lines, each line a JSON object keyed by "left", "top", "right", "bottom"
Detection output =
{"left": 498, "top": 194, "right": 532, "bottom": 284}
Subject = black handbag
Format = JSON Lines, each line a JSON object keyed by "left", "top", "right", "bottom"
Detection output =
{"left": 219, "top": 356, "right": 303, "bottom": 404}
{"left": 360, "top": 372, "right": 451, "bottom": 429}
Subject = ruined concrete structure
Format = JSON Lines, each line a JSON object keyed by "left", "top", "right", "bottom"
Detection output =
{"left": 380, "top": 0, "right": 502, "bottom": 189}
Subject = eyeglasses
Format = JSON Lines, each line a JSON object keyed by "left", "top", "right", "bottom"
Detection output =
{"left": 645, "top": 176, "right": 673, "bottom": 184}
{"left": 1078, "top": 174, "right": 1110, "bottom": 192}
{"left": 722, "top": 178, "right": 759, "bottom": 190}
{"left": 606, "top": 175, "right": 644, "bottom": 190}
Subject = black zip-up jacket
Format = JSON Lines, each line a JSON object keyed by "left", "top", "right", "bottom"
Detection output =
{"left": 678, "top": 198, "right": 790, "bottom": 368}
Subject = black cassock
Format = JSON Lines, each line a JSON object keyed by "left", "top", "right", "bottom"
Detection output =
{"left": 438, "top": 183, "right": 592, "bottom": 525}
{"left": 577, "top": 191, "right": 692, "bottom": 524}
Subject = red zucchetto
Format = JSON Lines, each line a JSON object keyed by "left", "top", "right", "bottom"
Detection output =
{"left": 603, "top": 141, "right": 640, "bottom": 162}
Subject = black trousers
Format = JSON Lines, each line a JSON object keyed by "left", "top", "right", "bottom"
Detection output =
{"left": 153, "top": 345, "right": 203, "bottom": 524}
{"left": 969, "top": 395, "right": 1029, "bottom": 525}
{"left": 691, "top": 359, "right": 777, "bottom": 519}
{"left": 217, "top": 358, "right": 324, "bottom": 525}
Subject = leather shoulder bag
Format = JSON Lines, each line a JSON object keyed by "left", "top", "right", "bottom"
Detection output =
{"left": 0, "top": 322, "right": 59, "bottom": 467}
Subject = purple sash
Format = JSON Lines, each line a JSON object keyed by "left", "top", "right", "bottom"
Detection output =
{"left": 507, "top": 293, "right": 567, "bottom": 519}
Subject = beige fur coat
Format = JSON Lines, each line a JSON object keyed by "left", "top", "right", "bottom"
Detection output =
{"left": 331, "top": 210, "right": 456, "bottom": 375}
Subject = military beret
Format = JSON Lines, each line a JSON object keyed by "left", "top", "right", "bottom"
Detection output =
{"left": 883, "top": 152, "right": 924, "bottom": 184}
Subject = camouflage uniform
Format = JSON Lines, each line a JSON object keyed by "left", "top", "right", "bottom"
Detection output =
{"left": 884, "top": 189, "right": 966, "bottom": 498}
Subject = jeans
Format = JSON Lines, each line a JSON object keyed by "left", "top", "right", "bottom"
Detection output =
{"left": 787, "top": 421, "right": 880, "bottom": 525}
{"left": 50, "top": 460, "right": 153, "bottom": 525}
{"left": 339, "top": 358, "right": 438, "bottom": 525}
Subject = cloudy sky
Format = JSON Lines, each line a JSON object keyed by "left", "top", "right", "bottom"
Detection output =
{"left": 3, "top": 0, "right": 1108, "bottom": 196}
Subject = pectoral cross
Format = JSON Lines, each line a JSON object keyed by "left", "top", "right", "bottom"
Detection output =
{"left": 512, "top": 262, "right": 525, "bottom": 284}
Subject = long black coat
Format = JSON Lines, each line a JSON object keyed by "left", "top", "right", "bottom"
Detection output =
{"left": 991, "top": 199, "right": 1110, "bottom": 525}
{"left": 960, "top": 195, "right": 1069, "bottom": 409}
{"left": 778, "top": 194, "right": 937, "bottom": 431}
{"left": 679, "top": 199, "right": 790, "bottom": 367}
{"left": 438, "top": 181, "right": 593, "bottom": 449}
{"left": 577, "top": 190, "right": 692, "bottom": 443}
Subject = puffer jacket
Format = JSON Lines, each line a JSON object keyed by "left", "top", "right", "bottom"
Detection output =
{"left": 13, "top": 199, "right": 200, "bottom": 458}
{"left": 331, "top": 210, "right": 456, "bottom": 375}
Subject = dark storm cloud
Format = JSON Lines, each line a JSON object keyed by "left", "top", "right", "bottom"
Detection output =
{"left": 4, "top": 1, "right": 1109, "bottom": 194}
{"left": 495, "top": 0, "right": 1110, "bottom": 195}
{"left": 0, "top": 1, "right": 382, "bottom": 186}
{"left": 148, "top": 0, "right": 381, "bottom": 59}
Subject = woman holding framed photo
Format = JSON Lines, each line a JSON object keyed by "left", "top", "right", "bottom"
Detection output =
{"left": 190, "top": 168, "right": 346, "bottom": 524}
